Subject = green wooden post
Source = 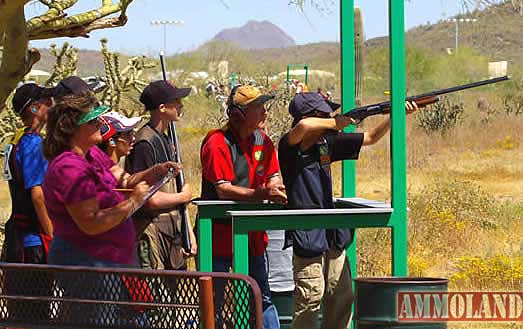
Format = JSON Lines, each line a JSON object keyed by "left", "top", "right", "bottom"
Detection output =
{"left": 198, "top": 217, "right": 213, "bottom": 272}
{"left": 340, "top": 0, "right": 358, "bottom": 284}
{"left": 231, "top": 72, "right": 237, "bottom": 86}
{"left": 389, "top": 0, "right": 408, "bottom": 276}
{"left": 304, "top": 64, "right": 309, "bottom": 85}
{"left": 233, "top": 226, "right": 249, "bottom": 275}
{"left": 341, "top": 0, "right": 356, "bottom": 199}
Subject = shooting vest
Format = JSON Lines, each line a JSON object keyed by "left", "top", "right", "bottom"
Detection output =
{"left": 133, "top": 125, "right": 186, "bottom": 269}
{"left": 200, "top": 127, "right": 264, "bottom": 200}
{"left": 130, "top": 124, "right": 181, "bottom": 233}
{"left": 130, "top": 124, "right": 185, "bottom": 269}
{"left": 200, "top": 127, "right": 267, "bottom": 257}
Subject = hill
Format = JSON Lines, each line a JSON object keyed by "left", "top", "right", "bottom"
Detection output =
{"left": 32, "top": 1, "right": 523, "bottom": 77}
{"left": 212, "top": 20, "right": 296, "bottom": 50}
{"left": 367, "top": 1, "right": 523, "bottom": 65}
{"left": 33, "top": 48, "right": 106, "bottom": 76}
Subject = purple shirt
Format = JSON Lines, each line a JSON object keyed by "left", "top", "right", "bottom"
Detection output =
{"left": 44, "top": 146, "right": 136, "bottom": 265}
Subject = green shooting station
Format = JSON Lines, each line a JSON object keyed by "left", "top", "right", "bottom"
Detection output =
{"left": 195, "top": 0, "right": 408, "bottom": 325}
{"left": 286, "top": 63, "right": 309, "bottom": 85}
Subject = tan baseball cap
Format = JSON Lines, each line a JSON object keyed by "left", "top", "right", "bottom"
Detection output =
{"left": 229, "top": 85, "right": 274, "bottom": 108}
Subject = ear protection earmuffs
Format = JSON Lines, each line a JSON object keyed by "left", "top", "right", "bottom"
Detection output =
{"left": 226, "top": 85, "right": 246, "bottom": 119}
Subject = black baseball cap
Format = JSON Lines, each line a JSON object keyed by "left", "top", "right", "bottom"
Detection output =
{"left": 52, "top": 76, "right": 94, "bottom": 98}
{"left": 12, "top": 83, "right": 56, "bottom": 115}
{"left": 289, "top": 92, "right": 341, "bottom": 118}
{"left": 140, "top": 80, "right": 191, "bottom": 111}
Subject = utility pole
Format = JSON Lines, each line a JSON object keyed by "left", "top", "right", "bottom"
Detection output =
{"left": 447, "top": 17, "right": 477, "bottom": 53}
{"left": 150, "top": 20, "right": 184, "bottom": 54}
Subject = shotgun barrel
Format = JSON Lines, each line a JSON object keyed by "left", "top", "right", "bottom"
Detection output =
{"left": 345, "top": 75, "right": 510, "bottom": 122}
{"left": 159, "top": 51, "right": 192, "bottom": 254}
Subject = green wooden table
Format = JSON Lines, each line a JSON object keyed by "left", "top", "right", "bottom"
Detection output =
{"left": 194, "top": 198, "right": 405, "bottom": 278}
{"left": 227, "top": 198, "right": 402, "bottom": 276}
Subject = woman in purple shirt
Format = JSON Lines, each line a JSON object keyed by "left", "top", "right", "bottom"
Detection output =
{"left": 42, "top": 93, "right": 179, "bottom": 268}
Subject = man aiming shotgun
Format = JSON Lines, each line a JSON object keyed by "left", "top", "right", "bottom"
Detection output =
{"left": 277, "top": 75, "right": 509, "bottom": 329}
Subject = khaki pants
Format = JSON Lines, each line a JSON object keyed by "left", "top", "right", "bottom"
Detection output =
{"left": 137, "top": 213, "right": 186, "bottom": 270}
{"left": 292, "top": 249, "right": 354, "bottom": 329}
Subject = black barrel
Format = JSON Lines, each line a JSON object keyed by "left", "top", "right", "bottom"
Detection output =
{"left": 355, "top": 277, "right": 448, "bottom": 329}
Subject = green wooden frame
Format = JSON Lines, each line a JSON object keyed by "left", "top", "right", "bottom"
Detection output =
{"left": 286, "top": 63, "right": 309, "bottom": 85}
{"left": 341, "top": 0, "right": 408, "bottom": 278}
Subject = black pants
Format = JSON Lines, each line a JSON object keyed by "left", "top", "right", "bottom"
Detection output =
{"left": 5, "top": 245, "right": 52, "bottom": 326}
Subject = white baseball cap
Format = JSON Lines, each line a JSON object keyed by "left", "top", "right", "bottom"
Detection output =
{"left": 100, "top": 111, "right": 142, "bottom": 141}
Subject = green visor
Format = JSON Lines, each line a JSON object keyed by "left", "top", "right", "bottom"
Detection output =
{"left": 76, "top": 105, "right": 110, "bottom": 125}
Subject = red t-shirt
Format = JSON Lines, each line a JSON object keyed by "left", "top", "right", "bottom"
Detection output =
{"left": 201, "top": 129, "right": 280, "bottom": 257}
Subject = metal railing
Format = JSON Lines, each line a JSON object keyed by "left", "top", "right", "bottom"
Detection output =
{"left": 0, "top": 263, "right": 263, "bottom": 329}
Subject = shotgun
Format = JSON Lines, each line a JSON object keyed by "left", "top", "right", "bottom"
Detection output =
{"left": 159, "top": 51, "right": 192, "bottom": 254}
{"left": 344, "top": 76, "right": 510, "bottom": 122}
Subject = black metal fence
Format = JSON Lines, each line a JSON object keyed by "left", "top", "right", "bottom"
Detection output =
{"left": 0, "top": 263, "right": 262, "bottom": 329}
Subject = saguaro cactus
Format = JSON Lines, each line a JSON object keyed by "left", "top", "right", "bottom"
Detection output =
{"left": 354, "top": 6, "right": 365, "bottom": 106}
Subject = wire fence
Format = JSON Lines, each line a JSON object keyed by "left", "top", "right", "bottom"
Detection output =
{"left": 0, "top": 263, "right": 262, "bottom": 329}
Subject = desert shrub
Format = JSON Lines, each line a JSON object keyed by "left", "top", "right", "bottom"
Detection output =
{"left": 357, "top": 228, "right": 391, "bottom": 277}
{"left": 357, "top": 179, "right": 504, "bottom": 278}
{"left": 415, "top": 96, "right": 465, "bottom": 134}
{"left": 495, "top": 135, "right": 516, "bottom": 150}
{"left": 265, "top": 91, "right": 293, "bottom": 142}
{"left": 408, "top": 255, "right": 431, "bottom": 277}
{"left": 502, "top": 92, "right": 523, "bottom": 116}
{"left": 408, "top": 179, "right": 501, "bottom": 258}
{"left": 476, "top": 96, "right": 498, "bottom": 124}
{"left": 450, "top": 255, "right": 523, "bottom": 290}
{"left": 500, "top": 71, "right": 523, "bottom": 117}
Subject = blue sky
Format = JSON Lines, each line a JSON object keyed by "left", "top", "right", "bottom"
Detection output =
{"left": 27, "top": 0, "right": 465, "bottom": 55}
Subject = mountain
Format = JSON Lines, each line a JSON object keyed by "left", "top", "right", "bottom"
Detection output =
{"left": 212, "top": 20, "right": 296, "bottom": 50}
{"left": 34, "top": 48, "right": 106, "bottom": 76}
{"left": 32, "top": 2, "right": 523, "bottom": 76}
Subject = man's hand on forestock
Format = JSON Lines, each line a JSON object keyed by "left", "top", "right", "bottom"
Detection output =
{"left": 405, "top": 100, "right": 421, "bottom": 115}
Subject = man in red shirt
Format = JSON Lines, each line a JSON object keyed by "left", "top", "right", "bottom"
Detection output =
{"left": 200, "top": 85, "right": 287, "bottom": 329}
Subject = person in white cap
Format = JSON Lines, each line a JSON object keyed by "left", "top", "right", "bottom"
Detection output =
{"left": 98, "top": 111, "right": 142, "bottom": 164}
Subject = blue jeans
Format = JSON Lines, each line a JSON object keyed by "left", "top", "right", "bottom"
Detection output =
{"left": 214, "top": 255, "right": 280, "bottom": 329}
